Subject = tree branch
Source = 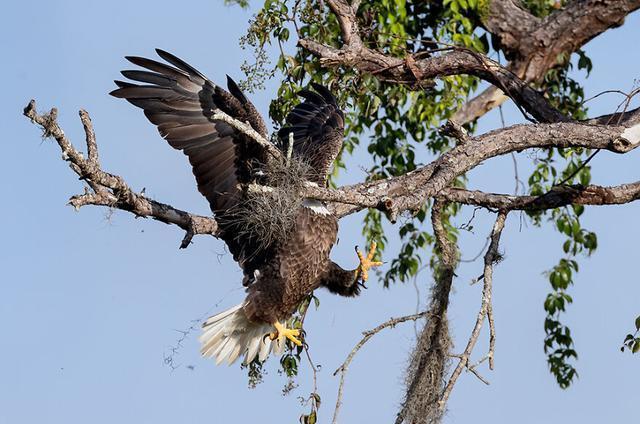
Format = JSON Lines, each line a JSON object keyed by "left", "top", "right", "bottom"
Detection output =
{"left": 439, "top": 210, "right": 507, "bottom": 411}
{"left": 480, "top": 0, "right": 540, "bottom": 59}
{"left": 299, "top": 39, "right": 567, "bottom": 123}
{"left": 325, "top": 0, "right": 361, "bottom": 47}
{"left": 454, "top": 0, "right": 640, "bottom": 124}
{"left": 29, "top": 97, "right": 640, "bottom": 250}
{"left": 211, "top": 111, "right": 282, "bottom": 160}
{"left": 305, "top": 120, "right": 640, "bottom": 217}
{"left": 438, "top": 182, "right": 640, "bottom": 211}
{"left": 331, "top": 311, "right": 428, "bottom": 424}
{"left": 23, "top": 100, "right": 220, "bottom": 248}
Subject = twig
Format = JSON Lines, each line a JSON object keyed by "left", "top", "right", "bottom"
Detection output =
{"left": 79, "top": 109, "right": 99, "bottom": 166}
{"left": 557, "top": 87, "right": 640, "bottom": 186}
{"left": 467, "top": 357, "right": 491, "bottom": 385}
{"left": 304, "top": 347, "right": 319, "bottom": 401}
{"left": 163, "top": 286, "right": 243, "bottom": 370}
{"left": 211, "top": 111, "right": 282, "bottom": 160}
{"left": 449, "top": 354, "right": 491, "bottom": 385}
{"left": 331, "top": 312, "right": 428, "bottom": 424}
{"left": 297, "top": 295, "right": 322, "bottom": 419}
{"left": 460, "top": 236, "right": 491, "bottom": 264}
{"left": 439, "top": 211, "right": 507, "bottom": 411}
{"left": 500, "top": 102, "right": 525, "bottom": 197}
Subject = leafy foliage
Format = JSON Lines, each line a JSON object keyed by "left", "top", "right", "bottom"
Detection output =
{"left": 621, "top": 316, "right": 640, "bottom": 354}
{"left": 522, "top": 7, "right": 595, "bottom": 389}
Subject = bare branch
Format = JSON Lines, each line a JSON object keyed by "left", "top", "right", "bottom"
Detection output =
{"left": 79, "top": 109, "right": 99, "bottom": 166}
{"left": 299, "top": 39, "right": 567, "bottom": 123}
{"left": 449, "top": 353, "right": 491, "bottom": 385}
{"left": 30, "top": 96, "right": 638, "bottom": 247}
{"left": 331, "top": 312, "right": 428, "bottom": 424}
{"left": 587, "top": 106, "right": 640, "bottom": 127}
{"left": 306, "top": 121, "right": 640, "bottom": 217}
{"left": 24, "top": 100, "right": 220, "bottom": 247}
{"left": 211, "top": 111, "right": 282, "bottom": 160}
{"left": 440, "top": 211, "right": 507, "bottom": 410}
{"left": 453, "top": 86, "right": 509, "bottom": 126}
{"left": 488, "top": 302, "right": 496, "bottom": 371}
{"left": 438, "top": 182, "right": 640, "bottom": 211}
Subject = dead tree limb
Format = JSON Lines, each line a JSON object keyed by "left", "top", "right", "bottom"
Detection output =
{"left": 439, "top": 211, "right": 508, "bottom": 410}
{"left": 23, "top": 100, "right": 219, "bottom": 248}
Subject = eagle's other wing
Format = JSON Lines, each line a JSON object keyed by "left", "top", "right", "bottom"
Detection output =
{"left": 278, "top": 83, "right": 344, "bottom": 185}
{"left": 110, "top": 49, "right": 270, "bottom": 277}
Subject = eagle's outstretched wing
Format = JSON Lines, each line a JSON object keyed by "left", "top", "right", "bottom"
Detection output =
{"left": 278, "top": 83, "right": 345, "bottom": 184}
{"left": 110, "top": 49, "right": 270, "bottom": 278}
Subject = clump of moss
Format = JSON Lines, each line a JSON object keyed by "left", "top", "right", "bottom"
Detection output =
{"left": 228, "top": 155, "right": 314, "bottom": 254}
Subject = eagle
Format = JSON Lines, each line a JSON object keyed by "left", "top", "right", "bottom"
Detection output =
{"left": 110, "top": 49, "right": 382, "bottom": 365}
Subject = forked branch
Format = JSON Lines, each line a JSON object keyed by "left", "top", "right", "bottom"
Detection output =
{"left": 23, "top": 100, "right": 219, "bottom": 248}
{"left": 439, "top": 211, "right": 508, "bottom": 410}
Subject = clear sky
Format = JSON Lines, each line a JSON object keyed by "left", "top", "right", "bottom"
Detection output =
{"left": 2, "top": 2, "right": 639, "bottom": 423}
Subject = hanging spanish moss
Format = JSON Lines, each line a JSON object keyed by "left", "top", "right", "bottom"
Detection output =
{"left": 227, "top": 155, "right": 315, "bottom": 254}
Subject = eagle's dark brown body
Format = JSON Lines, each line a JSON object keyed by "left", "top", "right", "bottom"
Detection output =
{"left": 244, "top": 208, "right": 339, "bottom": 323}
{"left": 111, "top": 49, "right": 366, "bottom": 365}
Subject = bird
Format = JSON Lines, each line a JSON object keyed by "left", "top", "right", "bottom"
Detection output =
{"left": 110, "top": 49, "right": 382, "bottom": 366}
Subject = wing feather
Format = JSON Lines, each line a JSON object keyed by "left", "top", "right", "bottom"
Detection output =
{"left": 278, "top": 84, "right": 345, "bottom": 183}
{"left": 126, "top": 55, "right": 206, "bottom": 89}
{"left": 111, "top": 49, "right": 272, "bottom": 276}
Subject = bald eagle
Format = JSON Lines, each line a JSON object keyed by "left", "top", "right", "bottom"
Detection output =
{"left": 110, "top": 49, "right": 381, "bottom": 365}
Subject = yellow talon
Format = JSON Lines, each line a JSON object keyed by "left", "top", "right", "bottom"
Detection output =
{"left": 269, "top": 320, "right": 302, "bottom": 346}
{"left": 354, "top": 242, "right": 384, "bottom": 283}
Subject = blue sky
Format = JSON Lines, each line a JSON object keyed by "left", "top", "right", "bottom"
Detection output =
{"left": 2, "top": 2, "right": 639, "bottom": 423}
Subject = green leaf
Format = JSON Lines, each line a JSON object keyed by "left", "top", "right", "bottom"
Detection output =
{"left": 311, "top": 392, "right": 321, "bottom": 408}
{"left": 310, "top": 411, "right": 317, "bottom": 424}
{"left": 279, "top": 27, "right": 289, "bottom": 41}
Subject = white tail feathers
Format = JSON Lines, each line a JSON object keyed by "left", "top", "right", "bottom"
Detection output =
{"left": 199, "top": 302, "right": 284, "bottom": 365}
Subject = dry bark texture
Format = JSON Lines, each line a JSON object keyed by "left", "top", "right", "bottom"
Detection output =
{"left": 455, "top": 0, "right": 640, "bottom": 123}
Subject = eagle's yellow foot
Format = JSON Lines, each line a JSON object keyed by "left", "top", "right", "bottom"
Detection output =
{"left": 269, "top": 320, "right": 302, "bottom": 346}
{"left": 354, "top": 242, "right": 384, "bottom": 283}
